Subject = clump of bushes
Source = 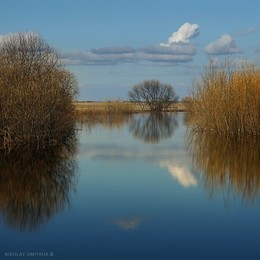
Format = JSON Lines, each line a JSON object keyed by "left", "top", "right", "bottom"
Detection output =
{"left": 188, "top": 59, "right": 260, "bottom": 135}
{"left": 0, "top": 32, "right": 78, "bottom": 151}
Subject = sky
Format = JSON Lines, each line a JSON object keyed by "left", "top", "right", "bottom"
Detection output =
{"left": 0, "top": 0, "right": 260, "bottom": 100}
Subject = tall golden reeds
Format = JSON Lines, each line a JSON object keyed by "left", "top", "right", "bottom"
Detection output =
{"left": 188, "top": 59, "right": 260, "bottom": 135}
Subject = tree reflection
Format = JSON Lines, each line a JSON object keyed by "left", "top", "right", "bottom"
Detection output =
{"left": 0, "top": 142, "right": 77, "bottom": 232}
{"left": 187, "top": 131, "right": 260, "bottom": 204}
{"left": 129, "top": 113, "right": 178, "bottom": 143}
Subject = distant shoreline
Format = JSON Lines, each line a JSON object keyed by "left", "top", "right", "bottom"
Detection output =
{"left": 73, "top": 101, "right": 187, "bottom": 113}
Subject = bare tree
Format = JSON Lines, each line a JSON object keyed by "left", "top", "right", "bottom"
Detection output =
{"left": 128, "top": 80, "right": 178, "bottom": 112}
{"left": 0, "top": 32, "right": 78, "bottom": 151}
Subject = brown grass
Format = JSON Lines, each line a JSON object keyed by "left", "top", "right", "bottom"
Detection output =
{"left": 187, "top": 60, "right": 260, "bottom": 136}
{"left": 74, "top": 100, "right": 186, "bottom": 115}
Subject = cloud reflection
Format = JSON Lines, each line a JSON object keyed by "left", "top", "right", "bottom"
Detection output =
{"left": 114, "top": 217, "right": 141, "bottom": 231}
{"left": 160, "top": 161, "right": 197, "bottom": 187}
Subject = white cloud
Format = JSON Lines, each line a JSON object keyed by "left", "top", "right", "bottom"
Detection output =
{"left": 204, "top": 34, "right": 243, "bottom": 55}
{"left": 62, "top": 22, "right": 200, "bottom": 66}
{"left": 160, "top": 22, "right": 200, "bottom": 47}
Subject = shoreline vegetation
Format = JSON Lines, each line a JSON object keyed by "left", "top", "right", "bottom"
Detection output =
{"left": 74, "top": 100, "right": 187, "bottom": 115}
{"left": 185, "top": 60, "right": 260, "bottom": 136}
{"left": 74, "top": 100, "right": 185, "bottom": 131}
{"left": 0, "top": 33, "right": 78, "bottom": 152}
{"left": 0, "top": 32, "right": 259, "bottom": 154}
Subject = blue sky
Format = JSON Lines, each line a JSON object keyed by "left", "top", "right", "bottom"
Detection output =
{"left": 1, "top": 0, "right": 260, "bottom": 100}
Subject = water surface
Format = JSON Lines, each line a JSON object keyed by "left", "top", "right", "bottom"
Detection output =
{"left": 0, "top": 113, "right": 260, "bottom": 260}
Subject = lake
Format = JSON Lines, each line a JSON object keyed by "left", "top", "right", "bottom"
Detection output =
{"left": 0, "top": 112, "right": 260, "bottom": 260}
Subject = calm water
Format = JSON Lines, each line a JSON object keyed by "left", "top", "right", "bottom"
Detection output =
{"left": 0, "top": 113, "right": 260, "bottom": 260}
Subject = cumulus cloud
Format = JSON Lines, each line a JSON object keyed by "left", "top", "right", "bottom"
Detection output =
{"left": 160, "top": 22, "right": 200, "bottom": 47}
{"left": 0, "top": 29, "right": 198, "bottom": 67}
{"left": 204, "top": 34, "right": 243, "bottom": 55}
{"left": 61, "top": 22, "right": 200, "bottom": 66}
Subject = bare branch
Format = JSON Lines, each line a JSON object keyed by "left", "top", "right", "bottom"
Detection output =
{"left": 128, "top": 80, "right": 178, "bottom": 112}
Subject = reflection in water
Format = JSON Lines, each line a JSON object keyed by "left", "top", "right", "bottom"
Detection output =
{"left": 129, "top": 113, "right": 178, "bottom": 143}
{"left": 0, "top": 143, "right": 77, "bottom": 232}
{"left": 77, "top": 113, "right": 133, "bottom": 132}
{"left": 114, "top": 217, "right": 140, "bottom": 231}
{"left": 187, "top": 131, "right": 260, "bottom": 203}
{"left": 160, "top": 162, "right": 197, "bottom": 187}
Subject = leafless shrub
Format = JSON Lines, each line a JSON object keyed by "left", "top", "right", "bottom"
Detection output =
{"left": 0, "top": 32, "right": 78, "bottom": 151}
{"left": 128, "top": 80, "right": 179, "bottom": 112}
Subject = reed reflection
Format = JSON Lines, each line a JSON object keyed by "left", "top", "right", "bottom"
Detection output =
{"left": 77, "top": 113, "right": 133, "bottom": 132}
{"left": 187, "top": 131, "right": 260, "bottom": 203}
{"left": 0, "top": 143, "right": 77, "bottom": 232}
{"left": 129, "top": 113, "right": 178, "bottom": 143}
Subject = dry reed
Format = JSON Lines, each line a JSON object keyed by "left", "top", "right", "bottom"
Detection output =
{"left": 187, "top": 59, "right": 260, "bottom": 135}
